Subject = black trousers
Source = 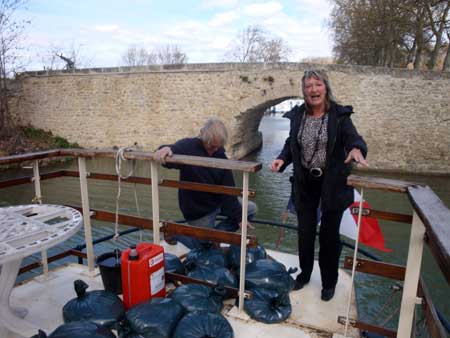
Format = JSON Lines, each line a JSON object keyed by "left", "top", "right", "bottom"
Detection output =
{"left": 296, "top": 172, "right": 344, "bottom": 289}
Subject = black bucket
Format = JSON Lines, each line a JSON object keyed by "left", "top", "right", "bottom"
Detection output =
{"left": 97, "top": 249, "right": 122, "bottom": 295}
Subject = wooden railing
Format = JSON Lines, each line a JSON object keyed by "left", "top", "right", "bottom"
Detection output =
{"left": 1, "top": 149, "right": 449, "bottom": 338}
{"left": 348, "top": 175, "right": 450, "bottom": 338}
{"left": 0, "top": 148, "right": 260, "bottom": 313}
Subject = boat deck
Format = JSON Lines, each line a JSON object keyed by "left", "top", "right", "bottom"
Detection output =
{"left": 5, "top": 242, "right": 358, "bottom": 338}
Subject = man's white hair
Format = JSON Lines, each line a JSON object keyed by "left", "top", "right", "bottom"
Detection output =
{"left": 199, "top": 117, "right": 228, "bottom": 146}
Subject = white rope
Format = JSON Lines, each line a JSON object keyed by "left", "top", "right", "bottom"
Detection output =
{"left": 344, "top": 188, "right": 364, "bottom": 337}
{"left": 114, "top": 146, "right": 138, "bottom": 240}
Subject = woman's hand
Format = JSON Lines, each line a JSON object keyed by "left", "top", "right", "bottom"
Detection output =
{"left": 271, "top": 159, "right": 285, "bottom": 172}
{"left": 345, "top": 148, "right": 369, "bottom": 167}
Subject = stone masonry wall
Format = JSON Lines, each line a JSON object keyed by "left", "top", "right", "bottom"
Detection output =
{"left": 9, "top": 63, "right": 450, "bottom": 174}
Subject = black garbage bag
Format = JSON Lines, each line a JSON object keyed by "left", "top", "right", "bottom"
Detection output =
{"left": 170, "top": 283, "right": 225, "bottom": 313}
{"left": 243, "top": 288, "right": 292, "bottom": 323}
{"left": 173, "top": 311, "right": 233, "bottom": 338}
{"left": 240, "top": 259, "right": 296, "bottom": 293}
{"left": 188, "top": 265, "right": 238, "bottom": 288}
{"left": 30, "top": 321, "right": 116, "bottom": 338}
{"left": 227, "top": 244, "right": 267, "bottom": 269}
{"left": 62, "top": 280, "right": 125, "bottom": 329}
{"left": 118, "top": 332, "right": 145, "bottom": 338}
{"left": 184, "top": 243, "right": 229, "bottom": 271}
{"left": 121, "top": 298, "right": 184, "bottom": 338}
{"left": 164, "top": 253, "right": 185, "bottom": 275}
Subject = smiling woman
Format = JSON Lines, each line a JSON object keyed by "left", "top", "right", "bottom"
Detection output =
{"left": 271, "top": 69, "right": 369, "bottom": 301}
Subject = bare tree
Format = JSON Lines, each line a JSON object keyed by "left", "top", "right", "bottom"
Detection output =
{"left": 425, "top": 1, "right": 450, "bottom": 70}
{"left": 443, "top": 30, "right": 450, "bottom": 71}
{"left": 155, "top": 45, "right": 187, "bottom": 64}
{"left": 329, "top": 0, "right": 450, "bottom": 70}
{"left": 120, "top": 44, "right": 187, "bottom": 66}
{"left": 0, "top": 0, "right": 29, "bottom": 135}
{"left": 121, "top": 45, "right": 155, "bottom": 66}
{"left": 224, "top": 25, "right": 291, "bottom": 62}
{"left": 260, "top": 37, "right": 291, "bottom": 62}
{"left": 40, "top": 42, "right": 92, "bottom": 71}
{"left": 225, "top": 25, "right": 266, "bottom": 62}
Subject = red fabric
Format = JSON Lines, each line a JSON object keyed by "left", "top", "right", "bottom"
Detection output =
{"left": 350, "top": 201, "right": 392, "bottom": 252}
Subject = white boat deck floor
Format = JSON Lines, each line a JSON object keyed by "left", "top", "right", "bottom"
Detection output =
{"left": 5, "top": 242, "right": 358, "bottom": 338}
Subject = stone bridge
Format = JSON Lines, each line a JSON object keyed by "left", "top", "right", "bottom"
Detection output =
{"left": 9, "top": 63, "right": 450, "bottom": 174}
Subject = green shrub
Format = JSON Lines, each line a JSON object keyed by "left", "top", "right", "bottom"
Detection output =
{"left": 20, "top": 126, "right": 80, "bottom": 149}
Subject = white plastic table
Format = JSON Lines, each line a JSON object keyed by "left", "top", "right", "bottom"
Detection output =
{"left": 0, "top": 204, "right": 83, "bottom": 337}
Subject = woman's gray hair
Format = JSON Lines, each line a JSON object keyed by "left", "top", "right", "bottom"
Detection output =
{"left": 199, "top": 117, "right": 228, "bottom": 146}
{"left": 302, "top": 69, "right": 337, "bottom": 113}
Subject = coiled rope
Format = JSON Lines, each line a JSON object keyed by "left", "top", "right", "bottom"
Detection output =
{"left": 114, "top": 145, "right": 141, "bottom": 240}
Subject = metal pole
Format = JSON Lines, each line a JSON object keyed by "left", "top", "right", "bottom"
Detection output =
{"left": 344, "top": 188, "right": 364, "bottom": 337}
{"left": 33, "top": 161, "right": 49, "bottom": 277}
{"left": 397, "top": 211, "right": 425, "bottom": 338}
{"left": 78, "top": 157, "right": 95, "bottom": 271}
{"left": 238, "top": 172, "right": 249, "bottom": 312}
{"left": 150, "top": 161, "right": 160, "bottom": 245}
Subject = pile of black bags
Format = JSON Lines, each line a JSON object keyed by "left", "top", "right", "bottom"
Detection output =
{"left": 31, "top": 243, "right": 297, "bottom": 338}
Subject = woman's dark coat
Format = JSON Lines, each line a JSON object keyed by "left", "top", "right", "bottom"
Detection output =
{"left": 277, "top": 102, "right": 367, "bottom": 212}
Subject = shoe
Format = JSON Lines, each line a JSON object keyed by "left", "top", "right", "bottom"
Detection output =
{"left": 321, "top": 286, "right": 336, "bottom": 301}
{"left": 293, "top": 276, "right": 310, "bottom": 290}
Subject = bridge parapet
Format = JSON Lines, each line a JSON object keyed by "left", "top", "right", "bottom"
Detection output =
{"left": 10, "top": 63, "right": 450, "bottom": 174}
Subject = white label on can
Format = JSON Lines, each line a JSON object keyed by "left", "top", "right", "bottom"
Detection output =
{"left": 149, "top": 253, "right": 164, "bottom": 267}
{"left": 150, "top": 267, "right": 165, "bottom": 295}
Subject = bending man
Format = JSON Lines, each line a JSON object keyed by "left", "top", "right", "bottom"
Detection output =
{"left": 154, "top": 117, "right": 256, "bottom": 246}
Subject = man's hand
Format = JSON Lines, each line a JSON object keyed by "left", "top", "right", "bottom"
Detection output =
{"left": 271, "top": 159, "right": 285, "bottom": 172}
{"left": 238, "top": 221, "right": 255, "bottom": 230}
{"left": 344, "top": 148, "right": 369, "bottom": 167}
{"left": 154, "top": 146, "right": 173, "bottom": 164}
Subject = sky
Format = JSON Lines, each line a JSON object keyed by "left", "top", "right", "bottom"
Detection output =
{"left": 16, "top": 0, "right": 333, "bottom": 70}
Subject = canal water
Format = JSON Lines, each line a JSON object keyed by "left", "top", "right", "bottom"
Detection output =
{"left": 1, "top": 113, "right": 449, "bottom": 333}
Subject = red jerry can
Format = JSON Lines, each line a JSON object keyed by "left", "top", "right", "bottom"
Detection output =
{"left": 121, "top": 243, "right": 166, "bottom": 309}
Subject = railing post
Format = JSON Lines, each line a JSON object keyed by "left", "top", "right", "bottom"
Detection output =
{"left": 78, "top": 157, "right": 95, "bottom": 272}
{"left": 397, "top": 211, "right": 425, "bottom": 338}
{"left": 150, "top": 161, "right": 160, "bottom": 245}
{"left": 344, "top": 188, "right": 364, "bottom": 337}
{"left": 238, "top": 171, "right": 249, "bottom": 312}
{"left": 33, "top": 160, "right": 49, "bottom": 278}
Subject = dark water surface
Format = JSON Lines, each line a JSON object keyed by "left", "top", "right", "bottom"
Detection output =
{"left": 1, "top": 114, "right": 449, "bottom": 333}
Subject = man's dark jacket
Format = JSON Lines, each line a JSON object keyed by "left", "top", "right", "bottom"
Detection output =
{"left": 277, "top": 103, "right": 367, "bottom": 212}
{"left": 161, "top": 137, "right": 241, "bottom": 223}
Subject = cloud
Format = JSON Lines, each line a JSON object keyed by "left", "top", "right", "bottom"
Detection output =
{"left": 199, "top": 0, "right": 238, "bottom": 10}
{"left": 208, "top": 10, "right": 239, "bottom": 27}
{"left": 294, "top": 0, "right": 331, "bottom": 20}
{"left": 19, "top": 1, "right": 334, "bottom": 69}
{"left": 243, "top": 1, "right": 283, "bottom": 17}
{"left": 94, "top": 24, "right": 121, "bottom": 33}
